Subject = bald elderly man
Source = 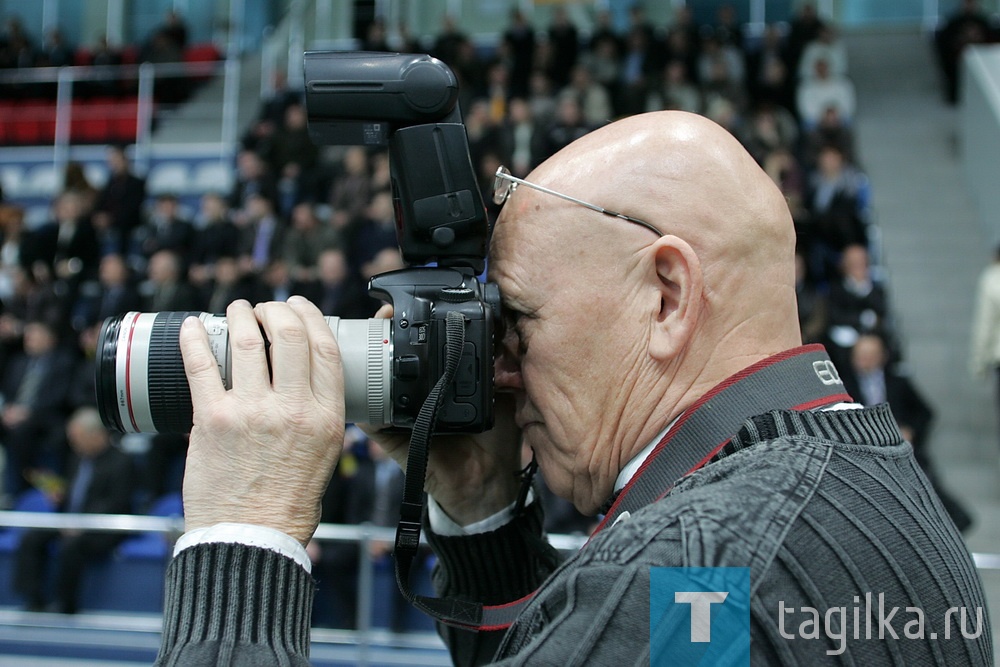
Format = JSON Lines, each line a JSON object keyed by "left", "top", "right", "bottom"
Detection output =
{"left": 155, "top": 112, "right": 991, "bottom": 665}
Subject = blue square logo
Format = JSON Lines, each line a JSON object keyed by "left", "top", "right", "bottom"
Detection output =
{"left": 650, "top": 567, "right": 750, "bottom": 666}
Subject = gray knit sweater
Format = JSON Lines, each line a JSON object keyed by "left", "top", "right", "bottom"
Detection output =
{"left": 155, "top": 405, "right": 993, "bottom": 666}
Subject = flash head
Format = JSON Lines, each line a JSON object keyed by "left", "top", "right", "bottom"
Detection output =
{"left": 304, "top": 51, "right": 460, "bottom": 146}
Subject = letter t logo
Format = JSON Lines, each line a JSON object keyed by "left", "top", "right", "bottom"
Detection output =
{"left": 674, "top": 591, "right": 729, "bottom": 642}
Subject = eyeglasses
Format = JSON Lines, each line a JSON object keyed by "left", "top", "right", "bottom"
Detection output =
{"left": 493, "top": 165, "right": 663, "bottom": 237}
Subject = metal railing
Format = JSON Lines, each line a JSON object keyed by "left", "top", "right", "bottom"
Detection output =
{"left": 0, "top": 509, "right": 587, "bottom": 665}
{"left": 0, "top": 60, "right": 230, "bottom": 179}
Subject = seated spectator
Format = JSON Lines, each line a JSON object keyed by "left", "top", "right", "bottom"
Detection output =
{"left": 541, "top": 95, "right": 593, "bottom": 161}
{"left": 0, "top": 319, "right": 75, "bottom": 495}
{"left": 560, "top": 64, "right": 612, "bottom": 126}
{"left": 798, "top": 24, "right": 848, "bottom": 81}
{"left": 283, "top": 203, "right": 342, "bottom": 284}
{"left": 808, "top": 143, "right": 870, "bottom": 260}
{"left": 203, "top": 255, "right": 261, "bottom": 314}
{"left": 698, "top": 35, "right": 746, "bottom": 108}
{"left": 492, "top": 97, "right": 545, "bottom": 178}
{"left": 785, "top": 2, "right": 827, "bottom": 80}
{"left": 189, "top": 192, "right": 241, "bottom": 288}
{"left": 796, "top": 59, "right": 856, "bottom": 128}
{"left": 579, "top": 34, "right": 620, "bottom": 103}
{"left": 741, "top": 102, "right": 799, "bottom": 165}
{"left": 0, "top": 267, "right": 64, "bottom": 360}
{"left": 826, "top": 244, "right": 891, "bottom": 366}
{"left": 711, "top": 2, "right": 746, "bottom": 51}
{"left": 351, "top": 191, "right": 398, "bottom": 270}
{"left": 236, "top": 194, "right": 284, "bottom": 275}
{"left": 71, "top": 253, "right": 141, "bottom": 330}
{"left": 747, "top": 25, "right": 794, "bottom": 110}
{"left": 39, "top": 27, "right": 72, "bottom": 67}
{"left": 661, "top": 27, "right": 697, "bottom": 85}
{"left": 68, "top": 323, "right": 101, "bottom": 411}
{"left": 22, "top": 192, "right": 100, "bottom": 292}
{"left": 802, "top": 105, "right": 857, "bottom": 169}
{"left": 327, "top": 147, "right": 370, "bottom": 232}
{"left": 13, "top": 407, "right": 134, "bottom": 614}
{"left": 141, "top": 249, "right": 202, "bottom": 312}
{"left": 129, "top": 193, "right": 195, "bottom": 275}
{"left": 842, "top": 334, "right": 972, "bottom": 532}
{"left": 259, "top": 259, "right": 295, "bottom": 304}
{"left": 528, "top": 70, "right": 558, "bottom": 128}
{"left": 81, "top": 35, "right": 121, "bottom": 97}
{"left": 258, "top": 71, "right": 302, "bottom": 127}
{"left": 229, "top": 150, "right": 277, "bottom": 211}
{"left": 762, "top": 147, "right": 808, "bottom": 226}
{"left": 653, "top": 60, "right": 702, "bottom": 115}
{"left": 616, "top": 28, "right": 657, "bottom": 117}
{"left": 300, "top": 248, "right": 369, "bottom": 319}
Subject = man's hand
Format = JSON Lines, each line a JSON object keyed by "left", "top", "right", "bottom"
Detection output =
{"left": 360, "top": 306, "right": 524, "bottom": 527}
{"left": 179, "top": 297, "right": 345, "bottom": 545}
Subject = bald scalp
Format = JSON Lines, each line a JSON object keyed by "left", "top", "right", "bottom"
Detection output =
{"left": 527, "top": 111, "right": 799, "bottom": 346}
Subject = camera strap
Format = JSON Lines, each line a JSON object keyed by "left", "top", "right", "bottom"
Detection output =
{"left": 394, "top": 342, "right": 853, "bottom": 632}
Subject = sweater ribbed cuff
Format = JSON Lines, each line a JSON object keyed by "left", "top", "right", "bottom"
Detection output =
{"left": 158, "top": 543, "right": 314, "bottom": 664}
{"left": 426, "top": 500, "right": 560, "bottom": 605}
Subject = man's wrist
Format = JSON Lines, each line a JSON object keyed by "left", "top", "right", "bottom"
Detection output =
{"left": 173, "top": 522, "right": 312, "bottom": 573}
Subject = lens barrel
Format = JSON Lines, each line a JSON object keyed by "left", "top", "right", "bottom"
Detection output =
{"left": 96, "top": 311, "right": 391, "bottom": 434}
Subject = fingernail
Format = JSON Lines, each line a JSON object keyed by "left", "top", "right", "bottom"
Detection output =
{"left": 182, "top": 316, "right": 199, "bottom": 329}
{"left": 288, "top": 295, "right": 305, "bottom": 305}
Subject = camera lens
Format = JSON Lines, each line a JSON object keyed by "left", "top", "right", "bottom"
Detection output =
{"left": 96, "top": 311, "right": 392, "bottom": 433}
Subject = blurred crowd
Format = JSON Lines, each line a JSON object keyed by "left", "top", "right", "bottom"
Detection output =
{"left": 0, "top": 1, "right": 977, "bottom": 621}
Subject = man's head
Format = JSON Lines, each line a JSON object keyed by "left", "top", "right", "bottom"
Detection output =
{"left": 851, "top": 334, "right": 888, "bottom": 375}
{"left": 23, "top": 320, "right": 58, "bottom": 356}
{"left": 106, "top": 145, "right": 129, "bottom": 175}
{"left": 67, "top": 407, "right": 111, "bottom": 460}
{"left": 317, "top": 248, "right": 349, "bottom": 285}
{"left": 840, "top": 244, "right": 870, "bottom": 283}
{"left": 149, "top": 250, "right": 182, "bottom": 285}
{"left": 154, "top": 193, "right": 180, "bottom": 220}
{"left": 200, "top": 192, "right": 228, "bottom": 223}
{"left": 488, "top": 110, "right": 800, "bottom": 512}
{"left": 99, "top": 253, "right": 129, "bottom": 287}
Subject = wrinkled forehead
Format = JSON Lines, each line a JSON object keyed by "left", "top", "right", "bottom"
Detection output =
{"left": 487, "top": 193, "right": 556, "bottom": 290}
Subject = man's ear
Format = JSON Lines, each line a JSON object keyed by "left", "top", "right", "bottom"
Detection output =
{"left": 648, "top": 235, "right": 703, "bottom": 361}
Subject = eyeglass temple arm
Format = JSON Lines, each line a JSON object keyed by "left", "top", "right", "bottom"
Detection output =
{"left": 497, "top": 171, "right": 663, "bottom": 237}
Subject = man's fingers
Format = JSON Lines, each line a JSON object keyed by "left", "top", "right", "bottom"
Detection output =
{"left": 373, "top": 304, "right": 393, "bottom": 320}
{"left": 255, "top": 301, "right": 311, "bottom": 397}
{"left": 179, "top": 316, "right": 225, "bottom": 408}
{"left": 227, "top": 300, "right": 270, "bottom": 394}
{"left": 287, "top": 296, "right": 344, "bottom": 406}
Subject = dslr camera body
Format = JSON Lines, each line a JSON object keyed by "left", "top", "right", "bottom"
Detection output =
{"left": 97, "top": 52, "right": 499, "bottom": 435}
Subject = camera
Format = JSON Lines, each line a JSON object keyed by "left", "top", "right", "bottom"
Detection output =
{"left": 96, "top": 52, "right": 499, "bottom": 435}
